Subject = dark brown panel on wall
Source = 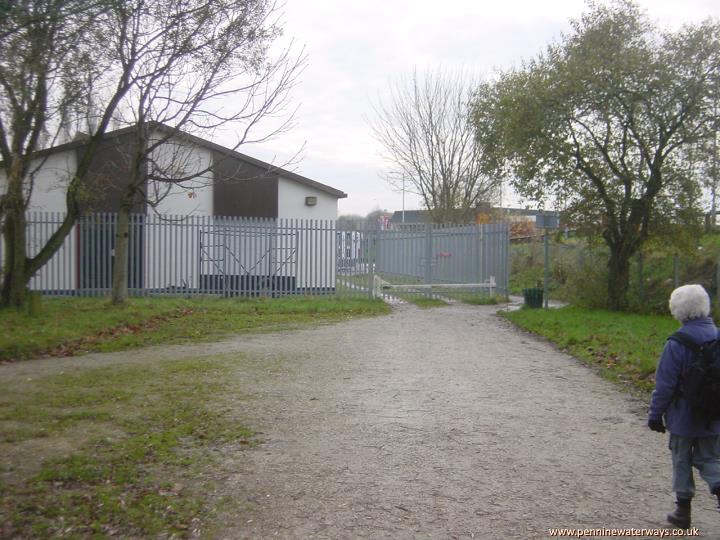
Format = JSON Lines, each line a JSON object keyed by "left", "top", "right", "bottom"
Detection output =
{"left": 76, "top": 132, "right": 147, "bottom": 213}
{"left": 212, "top": 151, "right": 278, "bottom": 218}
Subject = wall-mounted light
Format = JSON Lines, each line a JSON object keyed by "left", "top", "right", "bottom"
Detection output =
{"left": 305, "top": 196, "right": 317, "bottom": 206}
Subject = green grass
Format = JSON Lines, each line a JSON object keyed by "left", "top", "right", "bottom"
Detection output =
{"left": 458, "top": 294, "right": 504, "bottom": 305}
{"left": 0, "top": 295, "right": 392, "bottom": 536}
{"left": 0, "top": 296, "right": 390, "bottom": 361}
{"left": 509, "top": 265, "right": 545, "bottom": 296}
{"left": 0, "top": 356, "right": 252, "bottom": 537}
{"left": 500, "top": 306, "right": 678, "bottom": 393}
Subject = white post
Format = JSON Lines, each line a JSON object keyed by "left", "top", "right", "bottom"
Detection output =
{"left": 402, "top": 175, "right": 405, "bottom": 224}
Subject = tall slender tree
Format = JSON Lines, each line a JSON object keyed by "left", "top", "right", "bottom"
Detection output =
{"left": 103, "top": 0, "right": 303, "bottom": 304}
{"left": 0, "top": 0, "right": 122, "bottom": 308}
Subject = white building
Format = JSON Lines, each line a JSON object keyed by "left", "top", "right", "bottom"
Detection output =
{"left": 2, "top": 123, "right": 347, "bottom": 296}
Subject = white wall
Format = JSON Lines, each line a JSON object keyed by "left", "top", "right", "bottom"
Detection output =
{"left": 147, "top": 139, "right": 214, "bottom": 217}
{"left": 2, "top": 138, "right": 215, "bottom": 216}
{"left": 0, "top": 150, "right": 79, "bottom": 292}
{"left": 28, "top": 151, "right": 77, "bottom": 212}
{"left": 277, "top": 176, "right": 338, "bottom": 220}
{"left": 0, "top": 150, "right": 77, "bottom": 212}
{"left": 143, "top": 140, "right": 214, "bottom": 290}
{"left": 277, "top": 177, "right": 339, "bottom": 289}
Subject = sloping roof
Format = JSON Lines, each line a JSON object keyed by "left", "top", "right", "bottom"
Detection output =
{"left": 30, "top": 123, "right": 347, "bottom": 199}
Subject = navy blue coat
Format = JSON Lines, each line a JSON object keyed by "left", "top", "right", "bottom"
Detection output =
{"left": 648, "top": 316, "right": 720, "bottom": 437}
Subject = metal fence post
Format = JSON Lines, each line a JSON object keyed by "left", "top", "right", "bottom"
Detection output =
{"left": 543, "top": 230, "right": 549, "bottom": 309}
{"left": 477, "top": 224, "right": 483, "bottom": 293}
{"left": 373, "top": 221, "right": 381, "bottom": 298}
{"left": 424, "top": 222, "right": 433, "bottom": 297}
{"left": 505, "top": 223, "right": 510, "bottom": 297}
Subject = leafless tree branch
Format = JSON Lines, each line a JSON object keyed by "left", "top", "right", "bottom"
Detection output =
{"left": 370, "top": 68, "right": 500, "bottom": 223}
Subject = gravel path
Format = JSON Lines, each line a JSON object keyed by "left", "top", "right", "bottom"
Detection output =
{"left": 212, "top": 303, "right": 719, "bottom": 539}
{"left": 4, "top": 303, "right": 718, "bottom": 538}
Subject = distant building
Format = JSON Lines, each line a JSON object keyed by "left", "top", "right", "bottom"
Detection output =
{"left": 388, "top": 210, "right": 432, "bottom": 227}
{"left": 387, "top": 207, "right": 546, "bottom": 237}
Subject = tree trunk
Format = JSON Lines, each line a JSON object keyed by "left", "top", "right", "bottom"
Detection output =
{"left": 111, "top": 204, "right": 132, "bottom": 305}
{"left": 1, "top": 159, "right": 30, "bottom": 309}
{"left": 1, "top": 206, "right": 28, "bottom": 309}
{"left": 607, "top": 244, "right": 632, "bottom": 311}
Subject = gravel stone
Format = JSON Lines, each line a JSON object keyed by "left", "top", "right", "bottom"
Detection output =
{"left": 211, "top": 304, "right": 719, "bottom": 538}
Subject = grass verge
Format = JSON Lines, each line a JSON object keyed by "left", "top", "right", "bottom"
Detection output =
{"left": 456, "top": 294, "right": 504, "bottom": 306}
{"left": 0, "top": 296, "right": 390, "bottom": 362}
{"left": 1, "top": 295, "right": 391, "bottom": 536}
{"left": 0, "top": 356, "right": 250, "bottom": 537}
{"left": 499, "top": 306, "right": 678, "bottom": 393}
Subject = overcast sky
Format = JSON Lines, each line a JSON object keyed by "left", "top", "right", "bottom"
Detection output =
{"left": 238, "top": 0, "right": 720, "bottom": 217}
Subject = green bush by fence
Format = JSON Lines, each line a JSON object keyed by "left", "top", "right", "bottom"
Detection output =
{"left": 510, "top": 233, "right": 720, "bottom": 314}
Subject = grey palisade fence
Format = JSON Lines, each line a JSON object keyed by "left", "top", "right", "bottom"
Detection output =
{"left": 8, "top": 212, "right": 509, "bottom": 300}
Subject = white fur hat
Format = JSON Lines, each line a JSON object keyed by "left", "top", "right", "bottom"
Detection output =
{"left": 669, "top": 284, "right": 711, "bottom": 322}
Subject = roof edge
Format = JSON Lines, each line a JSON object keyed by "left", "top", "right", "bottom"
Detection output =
{"left": 16, "top": 123, "right": 348, "bottom": 199}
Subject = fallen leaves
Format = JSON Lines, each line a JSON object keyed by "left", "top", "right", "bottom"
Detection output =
{"left": 38, "top": 308, "right": 195, "bottom": 359}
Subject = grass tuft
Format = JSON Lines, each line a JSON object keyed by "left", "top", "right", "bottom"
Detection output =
{"left": 0, "top": 357, "right": 252, "bottom": 537}
{"left": 0, "top": 296, "right": 390, "bottom": 362}
{"left": 459, "top": 294, "right": 504, "bottom": 306}
{"left": 407, "top": 297, "right": 448, "bottom": 309}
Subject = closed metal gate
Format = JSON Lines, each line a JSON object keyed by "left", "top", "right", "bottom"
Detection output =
{"left": 336, "top": 222, "right": 509, "bottom": 301}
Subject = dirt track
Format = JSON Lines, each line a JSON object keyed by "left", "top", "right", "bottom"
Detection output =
{"left": 4, "top": 302, "right": 718, "bottom": 538}
{"left": 209, "top": 303, "right": 719, "bottom": 539}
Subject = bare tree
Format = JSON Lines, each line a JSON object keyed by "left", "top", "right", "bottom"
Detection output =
{"left": 336, "top": 213, "right": 366, "bottom": 229}
{"left": 0, "top": 0, "right": 303, "bottom": 308}
{"left": 370, "top": 69, "right": 500, "bottom": 224}
{"left": 102, "top": 0, "right": 304, "bottom": 304}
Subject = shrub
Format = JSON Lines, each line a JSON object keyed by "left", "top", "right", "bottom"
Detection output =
{"left": 509, "top": 232, "right": 720, "bottom": 314}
